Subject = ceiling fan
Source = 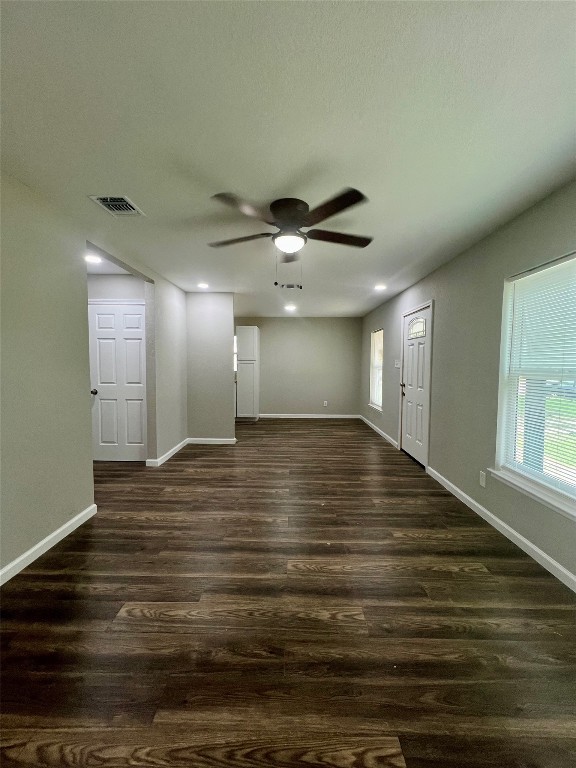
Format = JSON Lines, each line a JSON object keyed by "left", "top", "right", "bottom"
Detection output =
{"left": 208, "top": 187, "right": 372, "bottom": 262}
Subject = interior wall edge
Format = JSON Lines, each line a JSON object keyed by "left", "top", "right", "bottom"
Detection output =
{"left": 145, "top": 438, "right": 189, "bottom": 468}
{"left": 427, "top": 467, "right": 576, "bottom": 594}
{"left": 0, "top": 504, "right": 97, "bottom": 586}
{"left": 359, "top": 181, "right": 576, "bottom": 577}
{"left": 359, "top": 414, "right": 399, "bottom": 448}
{"left": 1, "top": 173, "right": 95, "bottom": 568}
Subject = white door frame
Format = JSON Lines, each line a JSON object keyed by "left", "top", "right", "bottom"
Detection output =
{"left": 397, "top": 299, "right": 434, "bottom": 466}
{"left": 85, "top": 241, "right": 157, "bottom": 462}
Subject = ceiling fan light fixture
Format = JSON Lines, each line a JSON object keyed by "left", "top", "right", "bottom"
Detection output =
{"left": 273, "top": 232, "right": 307, "bottom": 254}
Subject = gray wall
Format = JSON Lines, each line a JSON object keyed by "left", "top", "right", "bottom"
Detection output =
{"left": 87, "top": 274, "right": 146, "bottom": 301}
{"left": 361, "top": 181, "right": 576, "bottom": 575}
{"left": 155, "top": 280, "right": 188, "bottom": 455}
{"left": 0, "top": 174, "right": 190, "bottom": 571}
{"left": 1, "top": 175, "right": 94, "bottom": 567}
{"left": 188, "top": 293, "right": 235, "bottom": 439}
{"left": 236, "top": 317, "right": 362, "bottom": 415}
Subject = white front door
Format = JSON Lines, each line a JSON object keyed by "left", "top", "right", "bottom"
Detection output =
{"left": 401, "top": 304, "right": 432, "bottom": 466}
{"left": 88, "top": 303, "right": 147, "bottom": 461}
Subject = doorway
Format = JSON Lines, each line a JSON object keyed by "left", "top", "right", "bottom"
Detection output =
{"left": 399, "top": 301, "right": 433, "bottom": 466}
{"left": 88, "top": 301, "right": 147, "bottom": 460}
{"left": 85, "top": 243, "right": 155, "bottom": 462}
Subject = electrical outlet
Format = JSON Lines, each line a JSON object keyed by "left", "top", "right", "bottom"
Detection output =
{"left": 479, "top": 471, "right": 486, "bottom": 488}
{"left": 323, "top": 401, "right": 328, "bottom": 407}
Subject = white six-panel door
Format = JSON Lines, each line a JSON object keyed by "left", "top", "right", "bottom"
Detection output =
{"left": 88, "top": 303, "right": 146, "bottom": 461}
{"left": 401, "top": 304, "right": 432, "bottom": 466}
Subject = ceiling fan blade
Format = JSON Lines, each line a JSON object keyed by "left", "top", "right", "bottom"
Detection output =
{"left": 306, "top": 229, "right": 372, "bottom": 248}
{"left": 208, "top": 233, "right": 273, "bottom": 248}
{"left": 305, "top": 188, "right": 367, "bottom": 227}
{"left": 212, "top": 193, "right": 274, "bottom": 224}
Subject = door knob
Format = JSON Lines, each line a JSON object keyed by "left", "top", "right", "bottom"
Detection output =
{"left": 91, "top": 389, "right": 98, "bottom": 395}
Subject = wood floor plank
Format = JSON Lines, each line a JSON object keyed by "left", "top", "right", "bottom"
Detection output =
{"left": 154, "top": 674, "right": 576, "bottom": 721}
{"left": 112, "top": 601, "right": 367, "bottom": 635}
{"left": 0, "top": 731, "right": 407, "bottom": 767}
{"left": 0, "top": 575, "right": 205, "bottom": 603}
{"left": 280, "top": 635, "right": 576, "bottom": 681}
{"left": 422, "top": 578, "right": 576, "bottom": 608}
{"left": 1, "top": 418, "right": 574, "bottom": 766}
{"left": 0, "top": 670, "right": 165, "bottom": 727}
{"left": 399, "top": 735, "right": 576, "bottom": 768}
{"left": 1, "top": 630, "right": 286, "bottom": 674}
{"left": 364, "top": 604, "right": 576, "bottom": 640}
{"left": 287, "top": 558, "right": 494, "bottom": 579}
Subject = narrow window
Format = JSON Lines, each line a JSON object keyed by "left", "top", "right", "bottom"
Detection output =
{"left": 370, "top": 329, "right": 384, "bottom": 409}
{"left": 495, "top": 255, "right": 576, "bottom": 508}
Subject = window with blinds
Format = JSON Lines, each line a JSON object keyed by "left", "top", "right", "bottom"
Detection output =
{"left": 370, "top": 329, "right": 384, "bottom": 409}
{"left": 497, "top": 255, "right": 576, "bottom": 503}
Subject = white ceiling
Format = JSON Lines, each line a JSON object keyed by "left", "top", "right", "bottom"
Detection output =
{"left": 2, "top": 2, "right": 574, "bottom": 316}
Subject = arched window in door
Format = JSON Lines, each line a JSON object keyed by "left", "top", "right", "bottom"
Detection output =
{"left": 408, "top": 317, "right": 426, "bottom": 339}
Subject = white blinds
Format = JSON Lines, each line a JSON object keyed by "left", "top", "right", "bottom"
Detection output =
{"left": 500, "top": 256, "right": 576, "bottom": 495}
{"left": 370, "top": 329, "right": 384, "bottom": 408}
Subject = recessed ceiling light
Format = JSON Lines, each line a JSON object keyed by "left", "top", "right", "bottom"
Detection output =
{"left": 285, "top": 304, "right": 297, "bottom": 311}
{"left": 375, "top": 284, "right": 387, "bottom": 291}
{"left": 197, "top": 282, "right": 209, "bottom": 289}
{"left": 84, "top": 254, "right": 102, "bottom": 264}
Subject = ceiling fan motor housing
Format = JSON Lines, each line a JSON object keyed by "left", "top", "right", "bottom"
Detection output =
{"left": 269, "top": 198, "right": 310, "bottom": 227}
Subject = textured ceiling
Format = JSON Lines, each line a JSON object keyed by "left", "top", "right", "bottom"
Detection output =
{"left": 2, "top": 1, "right": 575, "bottom": 316}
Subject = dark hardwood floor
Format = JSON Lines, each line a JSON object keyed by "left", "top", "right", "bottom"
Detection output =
{"left": 1, "top": 419, "right": 575, "bottom": 767}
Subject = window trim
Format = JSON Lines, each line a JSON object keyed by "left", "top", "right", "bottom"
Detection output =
{"left": 369, "top": 328, "right": 384, "bottom": 411}
{"left": 492, "top": 252, "right": 576, "bottom": 518}
{"left": 489, "top": 467, "right": 576, "bottom": 522}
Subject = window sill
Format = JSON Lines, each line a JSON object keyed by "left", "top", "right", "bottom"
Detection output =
{"left": 368, "top": 403, "right": 382, "bottom": 412}
{"left": 489, "top": 467, "right": 576, "bottom": 522}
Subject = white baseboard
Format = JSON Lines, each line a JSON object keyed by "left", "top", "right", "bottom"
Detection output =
{"left": 0, "top": 504, "right": 97, "bottom": 586}
{"left": 187, "top": 437, "right": 237, "bottom": 444}
{"left": 146, "top": 437, "right": 237, "bottom": 467}
{"left": 360, "top": 415, "right": 399, "bottom": 448}
{"left": 146, "top": 438, "right": 188, "bottom": 467}
{"left": 259, "top": 414, "right": 360, "bottom": 419}
{"left": 427, "top": 467, "right": 576, "bottom": 594}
